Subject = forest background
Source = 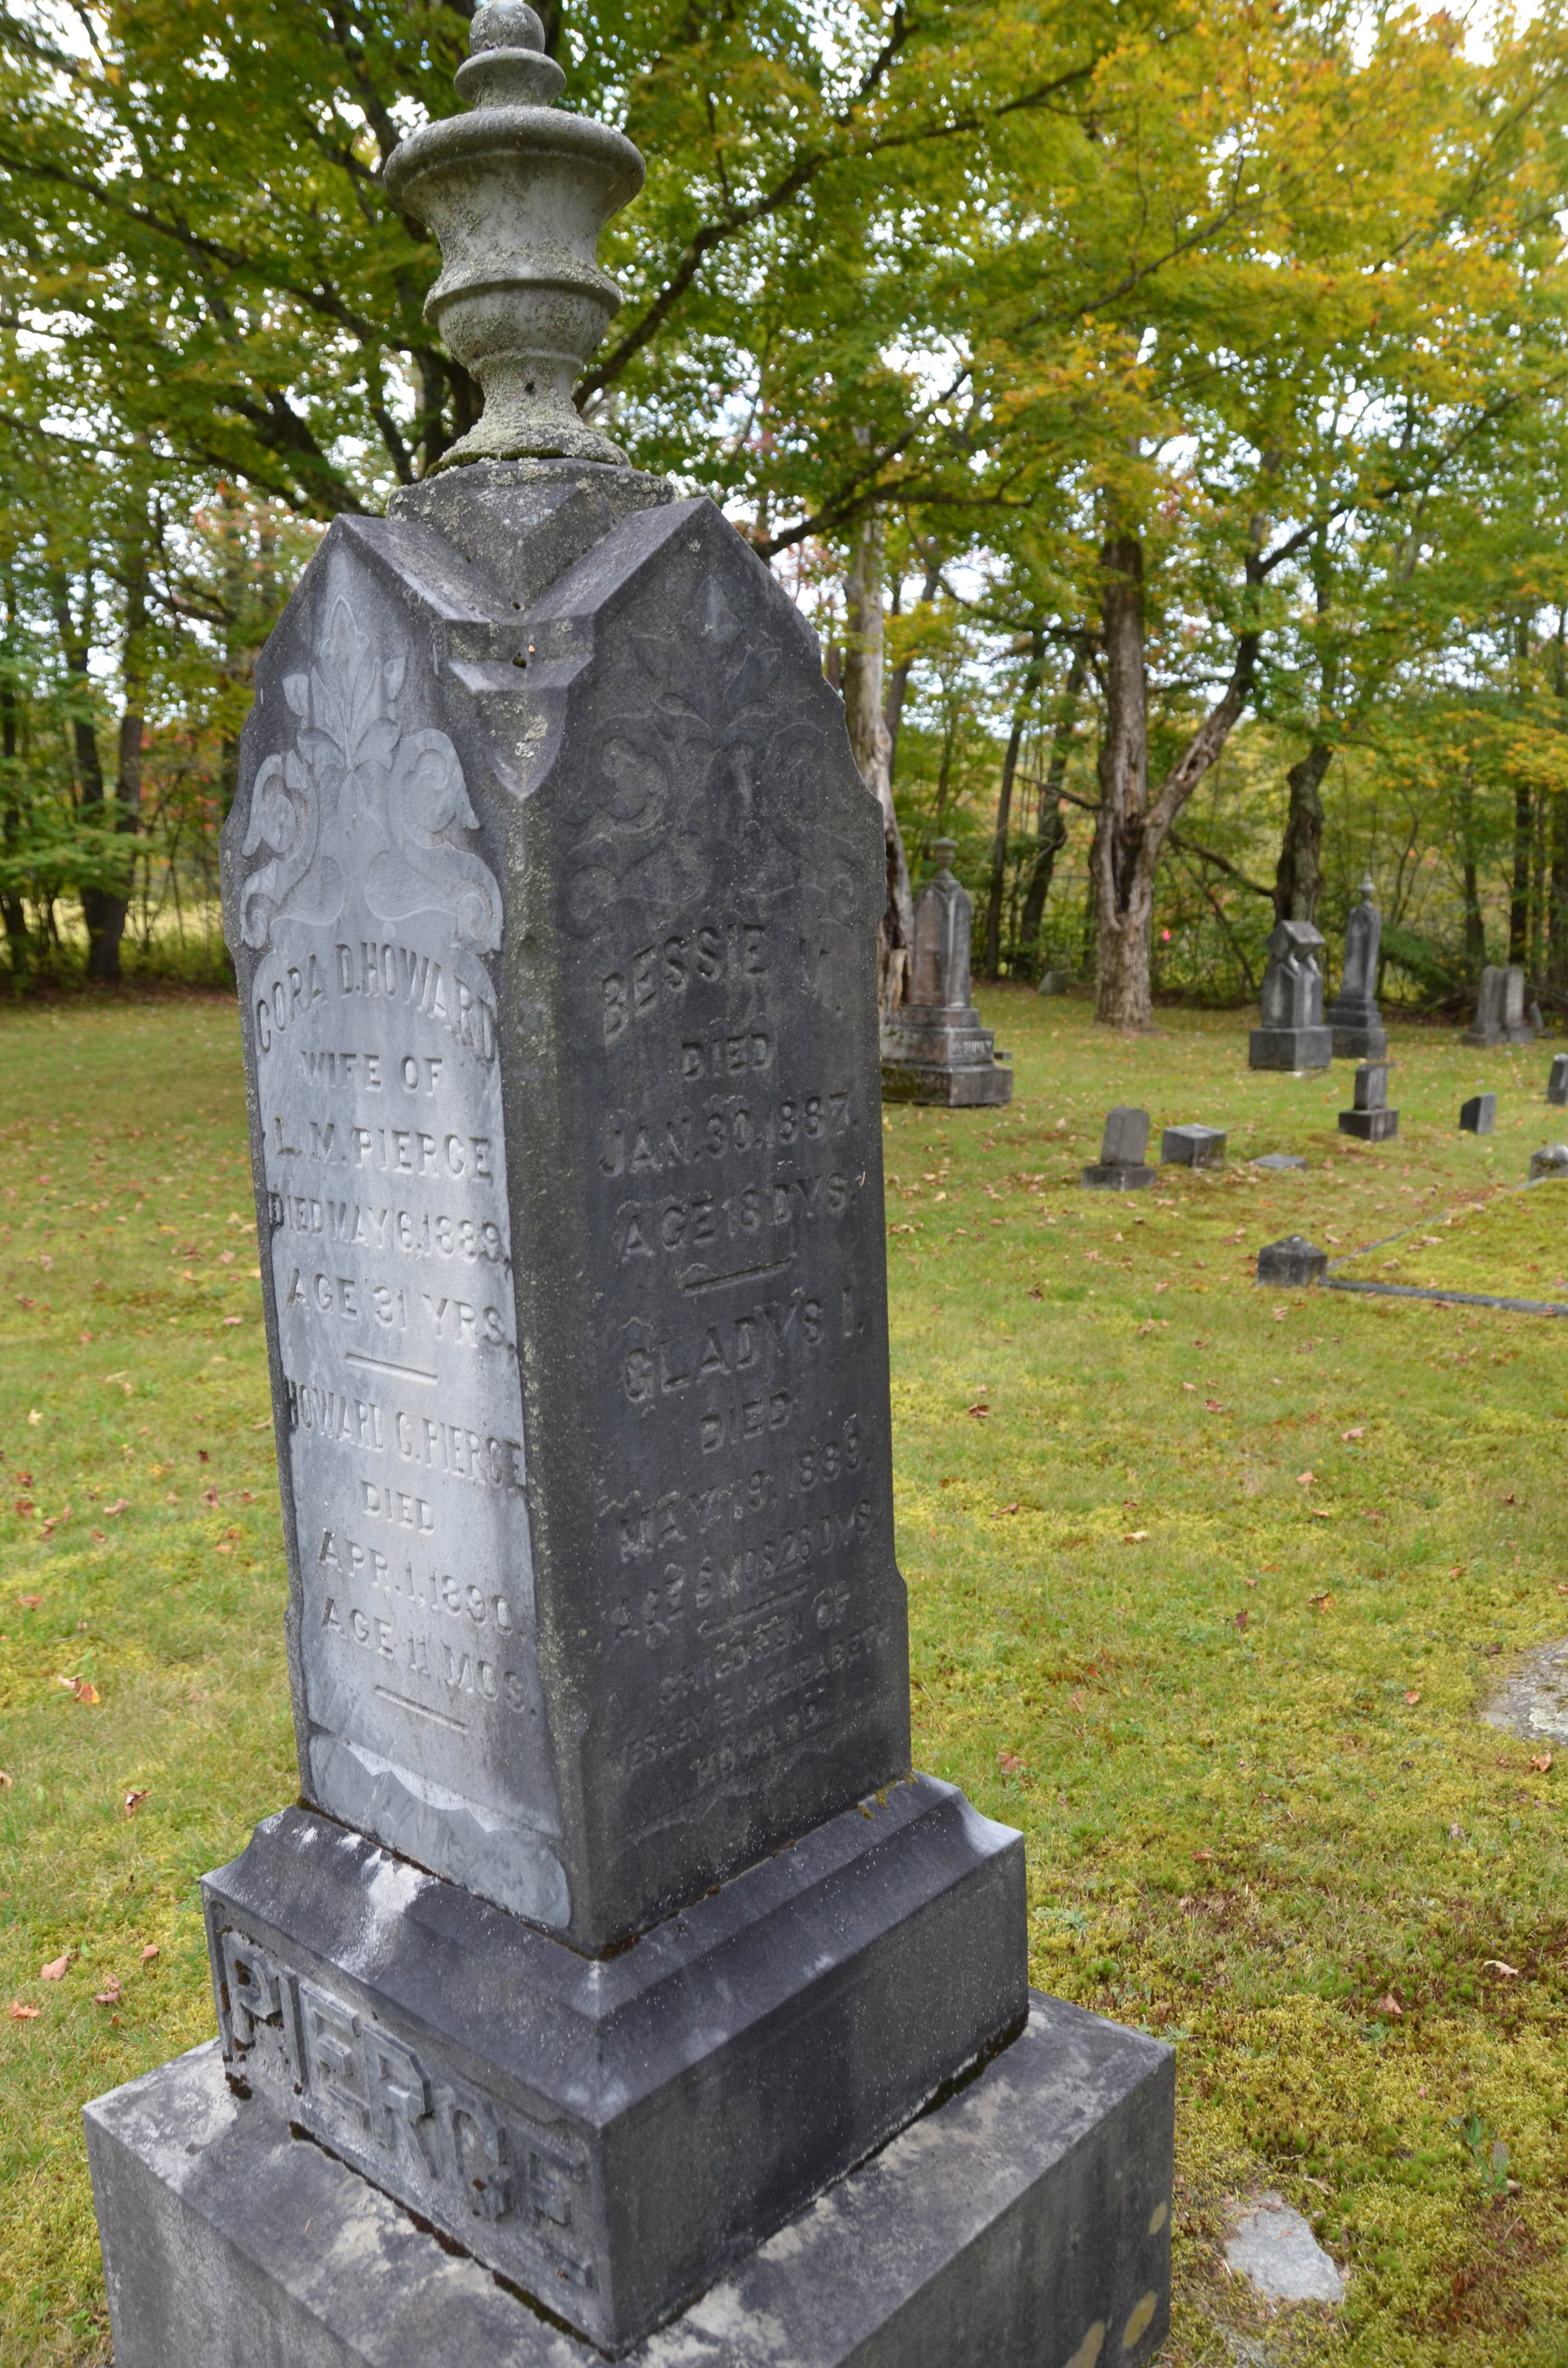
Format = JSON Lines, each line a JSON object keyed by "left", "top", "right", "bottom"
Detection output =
{"left": 3, "top": 0, "right": 1568, "bottom": 1028}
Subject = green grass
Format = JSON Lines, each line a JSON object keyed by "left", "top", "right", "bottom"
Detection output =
{"left": 2, "top": 990, "right": 1567, "bottom": 2365}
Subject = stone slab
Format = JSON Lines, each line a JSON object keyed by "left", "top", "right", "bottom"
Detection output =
{"left": 1161, "top": 1123, "right": 1226, "bottom": 1169}
{"left": 1249, "top": 1026, "right": 1332, "bottom": 1072}
{"left": 1251, "top": 1153, "right": 1307, "bottom": 1172}
{"left": 879, "top": 1060, "right": 1011, "bottom": 1108}
{"left": 1328, "top": 1019, "right": 1387, "bottom": 1062}
{"left": 1459, "top": 1094, "right": 1496, "bottom": 1135}
{"left": 1548, "top": 1055, "right": 1568, "bottom": 1107}
{"left": 85, "top": 1996, "right": 1175, "bottom": 2368}
{"left": 1255, "top": 1235, "right": 1327, "bottom": 1286}
{"left": 1482, "top": 1637, "right": 1568, "bottom": 1748}
{"left": 1337, "top": 1108, "right": 1398, "bottom": 1142}
{"left": 1225, "top": 2194, "right": 1343, "bottom": 2306}
{"left": 1081, "top": 1163, "right": 1156, "bottom": 1193}
{"left": 219, "top": 483, "right": 911, "bottom": 1955}
{"left": 200, "top": 1777, "right": 1026, "bottom": 2352}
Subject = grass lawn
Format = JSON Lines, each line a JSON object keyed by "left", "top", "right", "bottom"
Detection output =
{"left": 2, "top": 988, "right": 1567, "bottom": 2366}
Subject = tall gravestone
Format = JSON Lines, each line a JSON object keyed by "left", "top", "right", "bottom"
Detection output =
{"left": 82, "top": 12, "right": 1173, "bottom": 2366}
{"left": 1324, "top": 876, "right": 1387, "bottom": 1060}
{"left": 1465, "top": 963, "right": 1534, "bottom": 1048}
{"left": 1249, "top": 918, "right": 1332, "bottom": 1071}
{"left": 880, "top": 839, "right": 1011, "bottom": 1106}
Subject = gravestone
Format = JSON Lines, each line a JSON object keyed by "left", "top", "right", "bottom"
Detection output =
{"left": 1252, "top": 1151, "right": 1308, "bottom": 1172}
{"left": 82, "top": 13, "right": 1173, "bottom": 2366}
{"left": 1324, "top": 876, "right": 1387, "bottom": 1060}
{"left": 1464, "top": 963, "right": 1534, "bottom": 1047}
{"left": 880, "top": 839, "right": 1011, "bottom": 1106}
{"left": 1161, "top": 1122, "right": 1227, "bottom": 1169}
{"left": 1249, "top": 919, "right": 1332, "bottom": 1070}
{"left": 1460, "top": 1093, "right": 1497, "bottom": 1135}
{"left": 1083, "top": 1105, "right": 1156, "bottom": 1191}
{"left": 1338, "top": 1059, "right": 1399, "bottom": 1143}
{"left": 1256, "top": 1234, "right": 1328, "bottom": 1286}
{"left": 1548, "top": 1054, "right": 1568, "bottom": 1107}
{"left": 1530, "top": 998, "right": 1546, "bottom": 1036}
{"left": 1530, "top": 1143, "right": 1568, "bottom": 1178}
{"left": 1036, "top": 968, "right": 1071, "bottom": 996}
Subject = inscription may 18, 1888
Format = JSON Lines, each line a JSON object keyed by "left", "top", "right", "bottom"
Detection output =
{"left": 227, "top": 492, "right": 910, "bottom": 1952}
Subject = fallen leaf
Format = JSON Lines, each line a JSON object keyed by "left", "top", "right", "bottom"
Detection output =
{"left": 1193, "top": 1849, "right": 1214, "bottom": 1862}
{"left": 27, "top": 1409, "right": 40, "bottom": 1425}
{"left": 103, "top": 1498, "right": 129, "bottom": 1516}
{"left": 90, "top": 1529, "right": 106, "bottom": 1544}
{"left": 41, "top": 1954, "right": 68, "bottom": 1981}
{"left": 0, "top": 1770, "right": 11, "bottom": 1788}
{"left": 1374, "top": 1992, "right": 1403, "bottom": 2017}
{"left": 1405, "top": 1689, "right": 1421, "bottom": 1706}
{"left": 18, "top": 1594, "right": 41, "bottom": 1612}
{"left": 94, "top": 1976, "right": 122, "bottom": 2007}
{"left": 1483, "top": 1959, "right": 1520, "bottom": 1977}
{"left": 965, "top": 1403, "right": 989, "bottom": 1420}
{"left": 1342, "top": 1426, "right": 1365, "bottom": 1441}
{"left": 123, "top": 1789, "right": 150, "bottom": 1816}
{"left": 1181, "top": 1381, "right": 1197, "bottom": 1393}
{"left": 14, "top": 1500, "right": 33, "bottom": 1517}
{"left": 202, "top": 1486, "right": 219, "bottom": 1506}
{"left": 197, "top": 1449, "right": 210, "bottom": 1464}
{"left": 1296, "top": 1469, "right": 1315, "bottom": 1488}
{"left": 1236, "top": 1608, "right": 1249, "bottom": 1632}
{"left": 1530, "top": 1752, "right": 1553, "bottom": 1774}
{"left": 140, "top": 1944, "right": 159, "bottom": 1963}
{"left": 221, "top": 1314, "right": 244, "bottom": 1327}
{"left": 997, "top": 1502, "right": 1019, "bottom": 1516}
{"left": 9, "top": 2000, "right": 38, "bottom": 2020}
{"left": 1124, "top": 1530, "right": 1149, "bottom": 1543}
{"left": 1309, "top": 1591, "right": 1335, "bottom": 1610}
{"left": 997, "top": 1750, "right": 1027, "bottom": 1776}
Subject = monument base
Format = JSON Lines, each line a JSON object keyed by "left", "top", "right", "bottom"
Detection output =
{"left": 1249, "top": 1024, "right": 1332, "bottom": 1072}
{"left": 1081, "top": 1162, "right": 1156, "bottom": 1191}
{"left": 1328, "top": 1019, "right": 1387, "bottom": 1061}
{"left": 880, "top": 1005, "right": 1012, "bottom": 1106}
{"left": 1338, "top": 1107, "right": 1399, "bottom": 1142}
{"left": 85, "top": 1997, "right": 1174, "bottom": 2368}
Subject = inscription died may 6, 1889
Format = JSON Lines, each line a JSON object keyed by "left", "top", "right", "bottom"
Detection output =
{"left": 227, "top": 493, "right": 910, "bottom": 1952}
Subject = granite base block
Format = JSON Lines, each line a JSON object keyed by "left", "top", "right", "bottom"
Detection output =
{"left": 1248, "top": 1025, "right": 1333, "bottom": 1072}
{"left": 1081, "top": 1163, "right": 1156, "bottom": 1192}
{"left": 200, "top": 1778, "right": 1024, "bottom": 2353}
{"left": 1329, "top": 1021, "right": 1388, "bottom": 1061}
{"left": 1337, "top": 1107, "right": 1399, "bottom": 1142}
{"left": 879, "top": 1059, "right": 1012, "bottom": 1108}
{"left": 85, "top": 1995, "right": 1175, "bottom": 2368}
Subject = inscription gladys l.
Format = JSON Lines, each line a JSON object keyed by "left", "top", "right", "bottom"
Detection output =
{"left": 215, "top": 1916, "right": 594, "bottom": 2287}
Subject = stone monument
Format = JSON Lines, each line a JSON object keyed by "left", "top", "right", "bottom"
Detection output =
{"left": 1548, "top": 1054, "right": 1568, "bottom": 1107}
{"left": 1249, "top": 919, "right": 1332, "bottom": 1071}
{"left": 1083, "top": 1105, "right": 1157, "bottom": 1191}
{"left": 1338, "top": 1059, "right": 1398, "bottom": 1143}
{"left": 880, "top": 839, "right": 1011, "bottom": 1106}
{"left": 1530, "top": 1143, "right": 1568, "bottom": 1178}
{"left": 1256, "top": 1234, "right": 1328, "bottom": 1286}
{"left": 1459, "top": 1092, "right": 1497, "bottom": 1135}
{"left": 1324, "top": 875, "right": 1387, "bottom": 1060}
{"left": 1464, "top": 963, "right": 1534, "bottom": 1048}
{"left": 81, "top": 14, "right": 1172, "bottom": 2365}
{"left": 1161, "top": 1122, "right": 1226, "bottom": 1170}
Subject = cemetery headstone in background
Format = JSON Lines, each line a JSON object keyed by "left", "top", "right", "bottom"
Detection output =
{"left": 1162, "top": 1122, "right": 1227, "bottom": 1169}
{"left": 80, "top": 13, "right": 1172, "bottom": 2363}
{"left": 1464, "top": 964, "right": 1534, "bottom": 1048}
{"left": 1338, "top": 1060, "right": 1399, "bottom": 1143}
{"left": 1460, "top": 1093, "right": 1498, "bottom": 1135}
{"left": 1083, "top": 1106, "right": 1157, "bottom": 1191}
{"left": 1249, "top": 919, "right": 1333, "bottom": 1072}
{"left": 1324, "top": 876, "right": 1387, "bottom": 1061}
{"left": 1257, "top": 1234, "right": 1329, "bottom": 1285}
{"left": 880, "top": 838, "right": 1012, "bottom": 1106}
{"left": 1529, "top": 1144, "right": 1568, "bottom": 1178}
{"left": 1548, "top": 1054, "right": 1568, "bottom": 1108}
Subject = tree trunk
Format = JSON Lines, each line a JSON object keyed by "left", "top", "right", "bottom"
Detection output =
{"left": 983, "top": 623, "right": 1045, "bottom": 977}
{"left": 0, "top": 640, "right": 26, "bottom": 977}
{"left": 883, "top": 560, "right": 940, "bottom": 784}
{"left": 51, "top": 570, "right": 111, "bottom": 974}
{"left": 89, "top": 551, "right": 149, "bottom": 984}
{"left": 1510, "top": 779, "right": 1531, "bottom": 966}
{"left": 1018, "top": 634, "right": 1089, "bottom": 951}
{"left": 1458, "top": 761, "right": 1486, "bottom": 976}
{"left": 1273, "top": 742, "right": 1331, "bottom": 922}
{"left": 844, "top": 513, "right": 913, "bottom": 1016}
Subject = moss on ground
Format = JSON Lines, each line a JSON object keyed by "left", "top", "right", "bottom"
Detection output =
{"left": 1, "top": 990, "right": 1566, "bottom": 2365}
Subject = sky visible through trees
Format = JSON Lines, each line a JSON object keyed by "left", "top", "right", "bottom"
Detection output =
{"left": 2, "top": 0, "right": 1568, "bottom": 1017}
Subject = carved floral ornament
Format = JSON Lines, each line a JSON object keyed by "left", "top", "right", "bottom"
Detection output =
{"left": 240, "top": 595, "right": 502, "bottom": 957}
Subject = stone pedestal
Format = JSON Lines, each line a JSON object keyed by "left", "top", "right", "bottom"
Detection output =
{"left": 84, "top": 10, "right": 1171, "bottom": 2350}
{"left": 1083, "top": 1105, "right": 1156, "bottom": 1191}
{"left": 1161, "top": 1122, "right": 1226, "bottom": 1169}
{"left": 1256, "top": 1234, "right": 1328, "bottom": 1285}
{"left": 880, "top": 843, "right": 1010, "bottom": 1107}
{"left": 1339, "top": 1060, "right": 1398, "bottom": 1143}
{"left": 1249, "top": 920, "right": 1332, "bottom": 1071}
{"left": 1324, "top": 877, "right": 1387, "bottom": 1060}
{"left": 86, "top": 1997, "right": 1174, "bottom": 2368}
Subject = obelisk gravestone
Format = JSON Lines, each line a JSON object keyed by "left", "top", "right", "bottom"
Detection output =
{"left": 83, "top": 14, "right": 1173, "bottom": 2363}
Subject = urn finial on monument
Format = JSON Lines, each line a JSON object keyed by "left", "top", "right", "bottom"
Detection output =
{"left": 384, "top": 0, "right": 643, "bottom": 468}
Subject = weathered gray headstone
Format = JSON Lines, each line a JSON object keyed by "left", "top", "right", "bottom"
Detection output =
{"left": 1464, "top": 963, "right": 1533, "bottom": 1047}
{"left": 1256, "top": 1234, "right": 1328, "bottom": 1285}
{"left": 1460, "top": 1092, "right": 1497, "bottom": 1134}
{"left": 1530, "top": 1143, "right": 1568, "bottom": 1178}
{"left": 1083, "top": 1105, "right": 1156, "bottom": 1191}
{"left": 1252, "top": 1151, "right": 1308, "bottom": 1172}
{"left": 1161, "top": 1122, "right": 1226, "bottom": 1170}
{"left": 1548, "top": 1054, "right": 1568, "bottom": 1107}
{"left": 1338, "top": 1059, "right": 1398, "bottom": 1142}
{"left": 880, "top": 840, "right": 1011, "bottom": 1106}
{"left": 1249, "top": 920, "right": 1332, "bottom": 1071}
{"left": 1036, "top": 968, "right": 1072, "bottom": 996}
{"left": 1324, "top": 876, "right": 1387, "bottom": 1060}
{"left": 85, "top": 12, "right": 1173, "bottom": 2365}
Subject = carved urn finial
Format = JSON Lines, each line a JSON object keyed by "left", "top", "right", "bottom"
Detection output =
{"left": 1359, "top": 872, "right": 1376, "bottom": 902}
{"left": 384, "top": 0, "right": 644, "bottom": 470}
